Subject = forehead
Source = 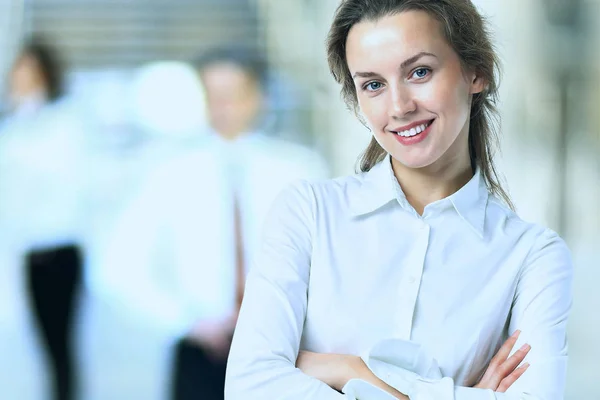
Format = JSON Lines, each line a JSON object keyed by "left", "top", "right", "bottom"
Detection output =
{"left": 14, "top": 53, "right": 40, "bottom": 70}
{"left": 346, "top": 11, "right": 448, "bottom": 72}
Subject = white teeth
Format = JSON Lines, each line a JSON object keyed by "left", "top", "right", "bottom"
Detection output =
{"left": 395, "top": 122, "right": 429, "bottom": 137}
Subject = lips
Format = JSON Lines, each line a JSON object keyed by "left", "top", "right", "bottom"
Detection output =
{"left": 391, "top": 118, "right": 435, "bottom": 145}
{"left": 390, "top": 119, "right": 435, "bottom": 137}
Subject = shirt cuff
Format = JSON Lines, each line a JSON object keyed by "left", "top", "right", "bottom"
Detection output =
{"left": 342, "top": 338, "right": 512, "bottom": 400}
{"left": 345, "top": 338, "right": 456, "bottom": 399}
{"left": 453, "top": 386, "right": 497, "bottom": 399}
{"left": 342, "top": 379, "right": 398, "bottom": 400}
{"left": 410, "top": 377, "right": 455, "bottom": 400}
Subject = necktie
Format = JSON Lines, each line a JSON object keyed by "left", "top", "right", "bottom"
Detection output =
{"left": 233, "top": 195, "right": 245, "bottom": 315}
{"left": 227, "top": 149, "right": 246, "bottom": 319}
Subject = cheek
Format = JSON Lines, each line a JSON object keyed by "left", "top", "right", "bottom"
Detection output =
{"left": 421, "top": 78, "right": 471, "bottom": 125}
{"left": 447, "top": 85, "right": 472, "bottom": 127}
{"left": 240, "top": 102, "right": 258, "bottom": 122}
{"left": 413, "top": 83, "right": 438, "bottom": 106}
{"left": 414, "top": 79, "right": 459, "bottom": 110}
{"left": 358, "top": 95, "right": 387, "bottom": 126}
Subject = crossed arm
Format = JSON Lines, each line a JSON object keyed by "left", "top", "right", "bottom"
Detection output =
{"left": 295, "top": 329, "right": 531, "bottom": 399}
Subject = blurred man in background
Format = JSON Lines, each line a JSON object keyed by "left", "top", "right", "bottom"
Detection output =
{"left": 97, "top": 46, "right": 329, "bottom": 400}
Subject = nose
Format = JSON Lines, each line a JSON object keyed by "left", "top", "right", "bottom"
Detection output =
{"left": 389, "top": 84, "right": 416, "bottom": 119}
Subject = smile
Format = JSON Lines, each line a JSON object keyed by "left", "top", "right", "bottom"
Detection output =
{"left": 390, "top": 119, "right": 435, "bottom": 145}
{"left": 390, "top": 119, "right": 434, "bottom": 137}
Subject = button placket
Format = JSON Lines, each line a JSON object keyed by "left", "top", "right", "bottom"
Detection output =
{"left": 394, "top": 221, "right": 430, "bottom": 339}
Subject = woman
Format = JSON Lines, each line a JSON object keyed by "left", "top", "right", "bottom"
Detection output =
{"left": 5, "top": 38, "right": 64, "bottom": 119}
{"left": 225, "top": 1, "right": 573, "bottom": 399}
{"left": 0, "top": 38, "right": 84, "bottom": 400}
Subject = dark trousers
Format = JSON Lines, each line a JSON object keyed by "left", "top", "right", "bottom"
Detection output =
{"left": 171, "top": 338, "right": 228, "bottom": 400}
{"left": 26, "top": 245, "right": 82, "bottom": 400}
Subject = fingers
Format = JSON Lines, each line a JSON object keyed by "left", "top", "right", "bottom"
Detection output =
{"left": 496, "top": 343, "right": 531, "bottom": 378}
{"left": 489, "top": 330, "right": 521, "bottom": 369}
{"left": 497, "top": 362, "right": 530, "bottom": 393}
{"left": 478, "top": 330, "right": 521, "bottom": 385}
{"left": 475, "top": 330, "right": 532, "bottom": 391}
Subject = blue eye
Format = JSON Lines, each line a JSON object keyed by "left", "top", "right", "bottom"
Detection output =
{"left": 365, "top": 81, "right": 383, "bottom": 91}
{"left": 412, "top": 68, "right": 431, "bottom": 79}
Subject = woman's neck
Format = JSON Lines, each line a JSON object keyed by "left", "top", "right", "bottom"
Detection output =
{"left": 391, "top": 153, "right": 473, "bottom": 216}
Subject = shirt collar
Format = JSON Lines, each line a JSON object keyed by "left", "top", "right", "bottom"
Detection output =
{"left": 349, "top": 154, "right": 489, "bottom": 237}
{"left": 447, "top": 167, "right": 489, "bottom": 238}
{"left": 348, "top": 155, "right": 401, "bottom": 217}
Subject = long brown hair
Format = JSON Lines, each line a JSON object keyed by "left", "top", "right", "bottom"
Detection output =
{"left": 19, "top": 36, "right": 65, "bottom": 102}
{"left": 326, "top": 0, "right": 514, "bottom": 209}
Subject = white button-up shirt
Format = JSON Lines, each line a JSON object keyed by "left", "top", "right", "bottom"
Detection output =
{"left": 226, "top": 156, "right": 573, "bottom": 399}
{"left": 95, "top": 132, "right": 329, "bottom": 338}
{"left": 0, "top": 101, "right": 88, "bottom": 251}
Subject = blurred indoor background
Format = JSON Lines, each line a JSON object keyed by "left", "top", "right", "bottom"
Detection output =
{"left": 0, "top": 0, "right": 597, "bottom": 399}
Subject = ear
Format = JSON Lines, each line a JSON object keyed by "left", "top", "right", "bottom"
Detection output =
{"left": 470, "top": 74, "right": 486, "bottom": 94}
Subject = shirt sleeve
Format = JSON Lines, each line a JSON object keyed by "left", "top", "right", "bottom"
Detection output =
{"left": 346, "top": 228, "right": 573, "bottom": 400}
{"left": 225, "top": 180, "right": 344, "bottom": 399}
{"left": 503, "top": 228, "right": 573, "bottom": 399}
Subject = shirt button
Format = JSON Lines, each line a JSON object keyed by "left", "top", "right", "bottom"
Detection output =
{"left": 408, "top": 276, "right": 416, "bottom": 284}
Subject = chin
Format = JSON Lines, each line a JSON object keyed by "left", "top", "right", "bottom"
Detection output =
{"left": 390, "top": 149, "right": 446, "bottom": 170}
{"left": 394, "top": 158, "right": 435, "bottom": 170}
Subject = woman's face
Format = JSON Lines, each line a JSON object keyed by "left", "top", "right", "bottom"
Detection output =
{"left": 345, "top": 11, "right": 484, "bottom": 171}
{"left": 9, "top": 53, "right": 47, "bottom": 106}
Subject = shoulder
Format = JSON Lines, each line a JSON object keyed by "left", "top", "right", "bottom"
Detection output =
{"left": 309, "top": 172, "right": 364, "bottom": 203}
{"left": 274, "top": 172, "right": 365, "bottom": 218}
{"left": 263, "top": 174, "right": 362, "bottom": 243}
{"left": 487, "top": 196, "right": 572, "bottom": 276}
{"left": 522, "top": 226, "right": 572, "bottom": 277}
{"left": 487, "top": 195, "right": 550, "bottom": 239}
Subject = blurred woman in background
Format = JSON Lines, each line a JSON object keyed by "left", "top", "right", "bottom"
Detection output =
{"left": 0, "top": 37, "right": 86, "bottom": 400}
{"left": 6, "top": 38, "right": 64, "bottom": 119}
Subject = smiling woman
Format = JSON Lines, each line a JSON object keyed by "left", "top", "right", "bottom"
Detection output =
{"left": 225, "top": 1, "right": 573, "bottom": 399}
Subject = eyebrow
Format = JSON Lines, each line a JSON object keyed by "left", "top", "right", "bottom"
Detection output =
{"left": 352, "top": 52, "right": 438, "bottom": 79}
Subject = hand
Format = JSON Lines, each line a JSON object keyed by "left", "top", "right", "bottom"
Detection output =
{"left": 296, "top": 351, "right": 408, "bottom": 399}
{"left": 474, "top": 330, "right": 531, "bottom": 392}
{"left": 187, "top": 315, "right": 236, "bottom": 361}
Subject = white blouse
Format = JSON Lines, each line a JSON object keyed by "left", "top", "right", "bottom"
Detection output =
{"left": 0, "top": 102, "right": 88, "bottom": 251}
{"left": 225, "top": 155, "right": 573, "bottom": 400}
